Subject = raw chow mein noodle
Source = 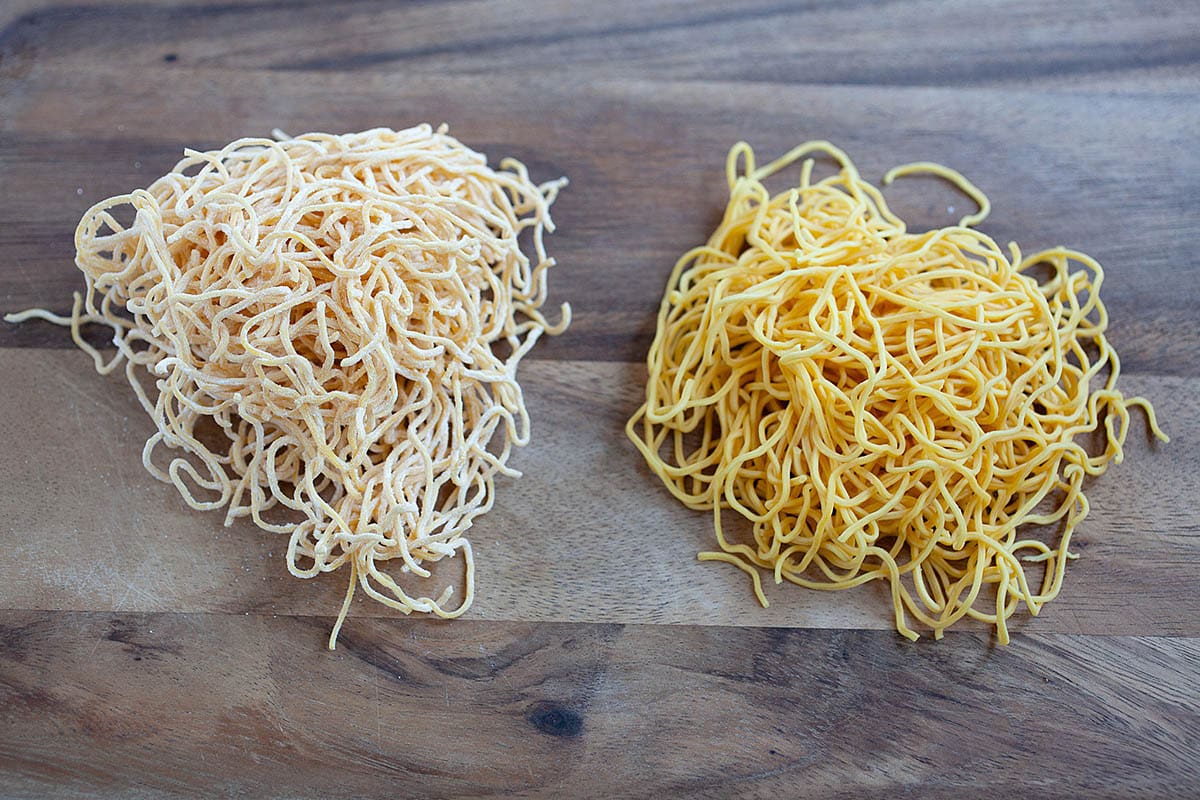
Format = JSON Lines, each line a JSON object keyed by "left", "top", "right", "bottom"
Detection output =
{"left": 628, "top": 140, "right": 1166, "bottom": 643}
{"left": 7, "top": 125, "right": 568, "bottom": 648}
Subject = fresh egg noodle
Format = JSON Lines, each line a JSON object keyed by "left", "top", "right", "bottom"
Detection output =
{"left": 627, "top": 140, "right": 1166, "bottom": 643}
{"left": 7, "top": 125, "right": 567, "bottom": 648}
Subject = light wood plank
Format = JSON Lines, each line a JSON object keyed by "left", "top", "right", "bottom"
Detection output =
{"left": 0, "top": 349, "right": 1192, "bottom": 637}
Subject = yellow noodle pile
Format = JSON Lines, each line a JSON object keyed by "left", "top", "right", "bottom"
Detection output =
{"left": 628, "top": 140, "right": 1166, "bottom": 642}
{"left": 7, "top": 125, "right": 567, "bottom": 648}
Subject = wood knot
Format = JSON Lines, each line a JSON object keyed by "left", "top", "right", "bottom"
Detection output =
{"left": 526, "top": 702, "right": 583, "bottom": 738}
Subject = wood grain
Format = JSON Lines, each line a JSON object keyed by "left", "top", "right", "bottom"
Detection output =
{"left": 3, "top": 611, "right": 1198, "bottom": 800}
{"left": 0, "top": 348, "right": 1195, "bottom": 638}
{"left": 1, "top": 1, "right": 1199, "bottom": 797}
{"left": 2, "top": 68, "right": 1199, "bottom": 370}
{"left": 2, "top": 0, "right": 1198, "bottom": 90}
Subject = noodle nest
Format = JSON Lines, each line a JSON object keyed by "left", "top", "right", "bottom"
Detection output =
{"left": 628, "top": 140, "right": 1165, "bottom": 642}
{"left": 19, "top": 125, "right": 568, "bottom": 647}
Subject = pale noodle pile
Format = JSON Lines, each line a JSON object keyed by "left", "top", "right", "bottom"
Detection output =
{"left": 8, "top": 125, "right": 568, "bottom": 647}
{"left": 628, "top": 140, "right": 1166, "bottom": 642}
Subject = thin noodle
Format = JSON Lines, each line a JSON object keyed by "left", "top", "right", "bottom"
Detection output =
{"left": 628, "top": 140, "right": 1166, "bottom": 643}
{"left": 6, "top": 125, "right": 567, "bottom": 648}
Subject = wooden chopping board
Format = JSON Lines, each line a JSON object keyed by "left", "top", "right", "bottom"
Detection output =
{"left": 1, "top": 2, "right": 1198, "bottom": 797}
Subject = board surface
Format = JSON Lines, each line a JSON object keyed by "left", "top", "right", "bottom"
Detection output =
{"left": 1, "top": 2, "right": 1199, "bottom": 797}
